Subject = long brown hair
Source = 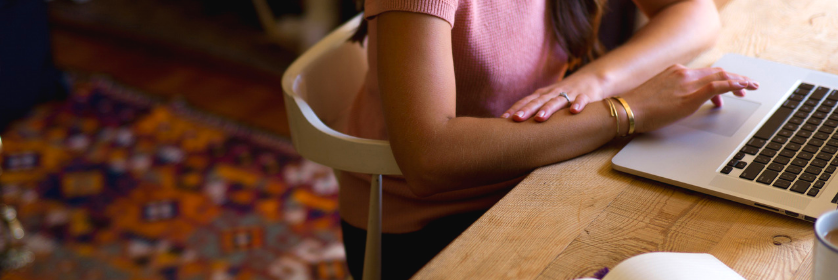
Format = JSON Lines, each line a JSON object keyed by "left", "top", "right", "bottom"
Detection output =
{"left": 349, "top": 0, "right": 607, "bottom": 71}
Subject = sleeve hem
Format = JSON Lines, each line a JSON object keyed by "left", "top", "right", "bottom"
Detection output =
{"left": 365, "top": 0, "right": 457, "bottom": 28}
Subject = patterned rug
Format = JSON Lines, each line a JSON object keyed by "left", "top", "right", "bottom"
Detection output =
{"left": 0, "top": 75, "right": 346, "bottom": 280}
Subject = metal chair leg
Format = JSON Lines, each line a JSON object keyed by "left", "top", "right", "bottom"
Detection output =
{"left": 362, "top": 174, "right": 382, "bottom": 280}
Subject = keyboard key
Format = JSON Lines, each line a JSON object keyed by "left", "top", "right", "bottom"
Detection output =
{"left": 815, "top": 180, "right": 826, "bottom": 189}
{"left": 791, "top": 181, "right": 811, "bottom": 193}
{"left": 721, "top": 166, "right": 733, "bottom": 174}
{"left": 786, "top": 165, "right": 803, "bottom": 174}
{"left": 827, "top": 89, "right": 838, "bottom": 101}
{"left": 784, "top": 123, "right": 799, "bottom": 131}
{"left": 799, "top": 83, "right": 815, "bottom": 90}
{"left": 818, "top": 153, "right": 832, "bottom": 161}
{"left": 774, "top": 156, "right": 791, "bottom": 165}
{"left": 826, "top": 120, "right": 838, "bottom": 128}
{"left": 792, "top": 158, "right": 809, "bottom": 167}
{"left": 754, "top": 107, "right": 794, "bottom": 140}
{"left": 820, "top": 174, "right": 831, "bottom": 181}
{"left": 779, "top": 129, "right": 794, "bottom": 137}
{"left": 825, "top": 99, "right": 837, "bottom": 107}
{"left": 830, "top": 113, "right": 838, "bottom": 121}
{"left": 766, "top": 142, "right": 783, "bottom": 151}
{"left": 754, "top": 155, "right": 771, "bottom": 164}
{"left": 801, "top": 125, "right": 817, "bottom": 132}
{"left": 780, "top": 149, "right": 796, "bottom": 158}
{"left": 832, "top": 192, "right": 838, "bottom": 203}
{"left": 768, "top": 163, "right": 785, "bottom": 172}
{"left": 808, "top": 118, "right": 823, "bottom": 125}
{"left": 797, "top": 130, "right": 813, "bottom": 138}
{"left": 797, "top": 152, "right": 814, "bottom": 160}
{"left": 803, "top": 145, "right": 820, "bottom": 153}
{"left": 815, "top": 132, "right": 831, "bottom": 140}
{"left": 747, "top": 138, "right": 766, "bottom": 148}
{"left": 807, "top": 188, "right": 820, "bottom": 197}
{"left": 795, "top": 111, "right": 810, "bottom": 118}
{"left": 741, "top": 146, "right": 759, "bottom": 155}
{"left": 805, "top": 99, "right": 819, "bottom": 107}
{"left": 792, "top": 136, "right": 808, "bottom": 144}
{"left": 825, "top": 146, "right": 838, "bottom": 155}
{"left": 757, "top": 170, "right": 779, "bottom": 185}
{"left": 819, "top": 126, "right": 835, "bottom": 134}
{"left": 774, "top": 136, "right": 790, "bottom": 144}
{"left": 759, "top": 150, "right": 777, "bottom": 157}
{"left": 786, "top": 143, "right": 802, "bottom": 151}
{"left": 806, "top": 166, "right": 823, "bottom": 175}
{"left": 797, "top": 87, "right": 813, "bottom": 94}
{"left": 735, "top": 161, "right": 747, "bottom": 169}
{"left": 801, "top": 105, "right": 815, "bottom": 113}
{"left": 826, "top": 166, "right": 836, "bottom": 174}
{"left": 780, "top": 172, "right": 798, "bottom": 181}
{"left": 728, "top": 159, "right": 739, "bottom": 167}
{"left": 811, "top": 139, "right": 826, "bottom": 147}
{"left": 832, "top": 158, "right": 838, "bottom": 166}
{"left": 734, "top": 152, "right": 745, "bottom": 160}
{"left": 783, "top": 100, "right": 801, "bottom": 109}
{"left": 812, "top": 159, "right": 828, "bottom": 168}
{"left": 790, "top": 117, "right": 804, "bottom": 125}
{"left": 814, "top": 112, "right": 828, "bottom": 119}
{"left": 740, "top": 163, "right": 765, "bottom": 180}
{"left": 773, "top": 179, "right": 792, "bottom": 189}
{"left": 813, "top": 86, "right": 831, "bottom": 100}
{"left": 800, "top": 173, "right": 817, "bottom": 182}
{"left": 828, "top": 139, "right": 838, "bottom": 147}
{"left": 818, "top": 106, "right": 833, "bottom": 113}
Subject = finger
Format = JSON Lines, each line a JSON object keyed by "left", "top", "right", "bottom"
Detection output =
{"left": 533, "top": 98, "right": 569, "bottom": 122}
{"left": 503, "top": 94, "right": 540, "bottom": 118}
{"left": 513, "top": 95, "right": 557, "bottom": 121}
{"left": 569, "top": 94, "right": 590, "bottom": 114}
{"left": 732, "top": 89, "right": 747, "bottom": 97}
{"left": 693, "top": 68, "right": 755, "bottom": 89}
{"left": 697, "top": 80, "right": 750, "bottom": 101}
{"left": 711, "top": 94, "right": 723, "bottom": 107}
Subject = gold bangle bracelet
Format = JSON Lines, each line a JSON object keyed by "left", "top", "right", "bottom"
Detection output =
{"left": 613, "top": 97, "right": 635, "bottom": 135}
{"left": 605, "top": 98, "right": 619, "bottom": 138}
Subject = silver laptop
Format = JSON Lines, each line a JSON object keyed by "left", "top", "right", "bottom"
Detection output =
{"left": 613, "top": 53, "right": 838, "bottom": 222}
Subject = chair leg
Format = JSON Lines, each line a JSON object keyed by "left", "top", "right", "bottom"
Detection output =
{"left": 362, "top": 174, "right": 382, "bottom": 280}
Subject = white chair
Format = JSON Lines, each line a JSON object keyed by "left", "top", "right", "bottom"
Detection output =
{"left": 281, "top": 14, "right": 400, "bottom": 280}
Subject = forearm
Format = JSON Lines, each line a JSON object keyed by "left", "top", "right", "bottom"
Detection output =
{"left": 572, "top": 0, "right": 720, "bottom": 96}
{"left": 391, "top": 101, "right": 625, "bottom": 196}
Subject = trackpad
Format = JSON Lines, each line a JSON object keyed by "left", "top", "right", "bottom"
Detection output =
{"left": 677, "top": 96, "right": 760, "bottom": 137}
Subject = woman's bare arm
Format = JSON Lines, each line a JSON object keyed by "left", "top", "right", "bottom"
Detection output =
{"left": 506, "top": 0, "right": 725, "bottom": 121}
{"left": 376, "top": 11, "right": 752, "bottom": 197}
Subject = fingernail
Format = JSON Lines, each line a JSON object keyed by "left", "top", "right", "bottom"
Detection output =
{"left": 515, "top": 111, "right": 524, "bottom": 118}
{"left": 736, "top": 80, "right": 747, "bottom": 87}
{"left": 501, "top": 113, "right": 510, "bottom": 118}
{"left": 572, "top": 104, "right": 581, "bottom": 111}
{"left": 537, "top": 111, "right": 545, "bottom": 118}
{"left": 752, "top": 81, "right": 760, "bottom": 88}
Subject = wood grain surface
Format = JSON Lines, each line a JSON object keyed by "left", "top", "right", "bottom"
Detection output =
{"left": 414, "top": 0, "right": 838, "bottom": 279}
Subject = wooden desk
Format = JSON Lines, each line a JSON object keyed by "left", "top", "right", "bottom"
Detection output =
{"left": 414, "top": 0, "right": 838, "bottom": 279}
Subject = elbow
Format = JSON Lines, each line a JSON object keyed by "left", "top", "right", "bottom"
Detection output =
{"left": 398, "top": 152, "right": 452, "bottom": 198}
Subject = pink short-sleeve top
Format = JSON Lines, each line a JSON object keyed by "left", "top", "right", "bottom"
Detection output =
{"left": 338, "top": 0, "right": 569, "bottom": 233}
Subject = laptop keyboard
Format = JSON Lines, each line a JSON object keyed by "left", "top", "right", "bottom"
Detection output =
{"left": 721, "top": 83, "right": 838, "bottom": 202}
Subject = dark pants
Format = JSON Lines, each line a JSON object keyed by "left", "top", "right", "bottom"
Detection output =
{"left": 341, "top": 211, "right": 485, "bottom": 280}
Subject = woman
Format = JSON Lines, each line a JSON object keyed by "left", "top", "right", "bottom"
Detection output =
{"left": 337, "top": 0, "right": 758, "bottom": 279}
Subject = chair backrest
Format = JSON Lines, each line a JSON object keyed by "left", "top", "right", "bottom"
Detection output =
{"left": 282, "top": 14, "right": 402, "bottom": 176}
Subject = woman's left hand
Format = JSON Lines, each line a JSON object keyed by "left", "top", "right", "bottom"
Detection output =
{"left": 501, "top": 74, "right": 606, "bottom": 122}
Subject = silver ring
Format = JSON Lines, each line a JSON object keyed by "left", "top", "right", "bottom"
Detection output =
{"left": 559, "top": 92, "right": 572, "bottom": 103}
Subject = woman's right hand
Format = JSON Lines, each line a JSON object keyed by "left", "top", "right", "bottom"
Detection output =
{"left": 623, "top": 64, "right": 759, "bottom": 134}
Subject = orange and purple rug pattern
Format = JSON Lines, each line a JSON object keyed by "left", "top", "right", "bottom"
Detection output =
{"left": 1, "top": 76, "right": 345, "bottom": 280}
